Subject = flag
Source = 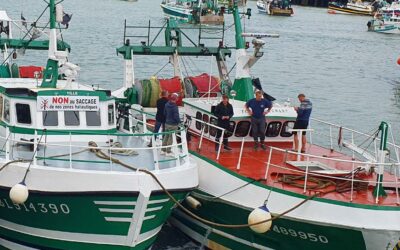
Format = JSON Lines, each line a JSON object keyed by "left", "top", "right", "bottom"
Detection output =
{"left": 21, "top": 12, "right": 27, "bottom": 28}
{"left": 62, "top": 12, "right": 72, "bottom": 28}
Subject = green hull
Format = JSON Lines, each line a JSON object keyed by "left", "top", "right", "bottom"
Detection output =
{"left": 0, "top": 188, "right": 188, "bottom": 249}
{"left": 171, "top": 192, "right": 368, "bottom": 250}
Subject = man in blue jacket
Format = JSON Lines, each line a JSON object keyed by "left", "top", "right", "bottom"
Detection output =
{"left": 293, "top": 93, "right": 312, "bottom": 153}
{"left": 162, "top": 93, "right": 180, "bottom": 155}
{"left": 245, "top": 90, "right": 273, "bottom": 150}
{"left": 148, "top": 90, "right": 169, "bottom": 147}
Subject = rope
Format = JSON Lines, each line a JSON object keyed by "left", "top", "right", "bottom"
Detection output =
{"left": 87, "top": 141, "right": 317, "bottom": 228}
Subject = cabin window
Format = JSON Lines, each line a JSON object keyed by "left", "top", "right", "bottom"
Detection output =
{"left": 86, "top": 111, "right": 101, "bottom": 126}
{"left": 209, "top": 117, "right": 218, "bottom": 137}
{"left": 281, "top": 121, "right": 295, "bottom": 137}
{"left": 108, "top": 104, "right": 115, "bottom": 125}
{"left": 266, "top": 121, "right": 282, "bottom": 137}
{"left": 195, "top": 112, "right": 202, "bottom": 130}
{"left": 64, "top": 111, "right": 80, "bottom": 126}
{"left": 0, "top": 95, "right": 3, "bottom": 120}
{"left": 3, "top": 99, "right": 10, "bottom": 122}
{"left": 16, "top": 103, "right": 32, "bottom": 124}
{"left": 226, "top": 121, "right": 235, "bottom": 137}
{"left": 43, "top": 111, "right": 58, "bottom": 126}
{"left": 234, "top": 121, "right": 251, "bottom": 137}
{"left": 202, "top": 114, "right": 209, "bottom": 133}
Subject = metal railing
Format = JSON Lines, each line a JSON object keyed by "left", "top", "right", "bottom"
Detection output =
{"left": 265, "top": 146, "right": 400, "bottom": 205}
{"left": 0, "top": 125, "right": 190, "bottom": 172}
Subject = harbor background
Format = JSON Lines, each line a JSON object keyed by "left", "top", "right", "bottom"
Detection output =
{"left": 3, "top": 0, "right": 400, "bottom": 248}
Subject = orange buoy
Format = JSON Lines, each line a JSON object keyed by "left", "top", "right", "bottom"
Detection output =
{"left": 397, "top": 57, "right": 400, "bottom": 65}
{"left": 327, "top": 10, "right": 336, "bottom": 14}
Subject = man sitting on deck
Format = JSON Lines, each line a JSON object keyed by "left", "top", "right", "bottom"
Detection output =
{"left": 293, "top": 93, "right": 313, "bottom": 153}
{"left": 245, "top": 90, "right": 273, "bottom": 150}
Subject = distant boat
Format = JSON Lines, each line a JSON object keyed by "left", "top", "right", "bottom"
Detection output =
{"left": 160, "top": 0, "right": 224, "bottom": 25}
{"left": 328, "top": 1, "right": 376, "bottom": 15}
{"left": 257, "top": 0, "right": 294, "bottom": 16}
{"left": 367, "top": 3, "right": 400, "bottom": 34}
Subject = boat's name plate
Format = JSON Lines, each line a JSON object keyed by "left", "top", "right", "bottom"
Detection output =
{"left": 37, "top": 96, "right": 99, "bottom": 111}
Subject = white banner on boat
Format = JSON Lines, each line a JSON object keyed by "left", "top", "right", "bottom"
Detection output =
{"left": 37, "top": 96, "right": 99, "bottom": 111}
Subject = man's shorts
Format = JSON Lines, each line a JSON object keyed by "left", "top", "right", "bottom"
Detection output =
{"left": 293, "top": 120, "right": 309, "bottom": 135}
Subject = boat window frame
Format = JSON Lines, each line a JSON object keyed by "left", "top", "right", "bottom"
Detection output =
{"left": 195, "top": 111, "right": 202, "bottom": 130}
{"left": 42, "top": 111, "right": 59, "bottom": 127}
{"left": 15, "top": 103, "right": 32, "bottom": 125}
{"left": 202, "top": 114, "right": 209, "bottom": 134}
{"left": 234, "top": 120, "right": 251, "bottom": 137}
{"left": 86, "top": 110, "right": 101, "bottom": 127}
{"left": 281, "top": 121, "right": 295, "bottom": 137}
{"left": 0, "top": 95, "right": 3, "bottom": 121}
{"left": 64, "top": 111, "right": 80, "bottom": 126}
{"left": 3, "top": 98, "right": 10, "bottom": 122}
{"left": 209, "top": 117, "right": 218, "bottom": 137}
{"left": 108, "top": 104, "right": 115, "bottom": 125}
{"left": 266, "top": 121, "right": 282, "bottom": 137}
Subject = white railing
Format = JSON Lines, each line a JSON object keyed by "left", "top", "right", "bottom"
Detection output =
{"left": 265, "top": 146, "right": 400, "bottom": 205}
{"left": 310, "top": 118, "right": 400, "bottom": 165}
{"left": 185, "top": 116, "right": 226, "bottom": 160}
{"left": 0, "top": 127, "right": 189, "bottom": 173}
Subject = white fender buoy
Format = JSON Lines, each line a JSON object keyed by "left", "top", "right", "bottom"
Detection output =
{"left": 185, "top": 196, "right": 201, "bottom": 210}
{"left": 9, "top": 182, "right": 29, "bottom": 204}
{"left": 248, "top": 205, "right": 272, "bottom": 233}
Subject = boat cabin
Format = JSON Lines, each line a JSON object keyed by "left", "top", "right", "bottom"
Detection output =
{"left": 0, "top": 79, "right": 116, "bottom": 142}
{"left": 183, "top": 97, "right": 297, "bottom": 143}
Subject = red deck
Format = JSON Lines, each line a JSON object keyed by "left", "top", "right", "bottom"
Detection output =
{"left": 188, "top": 134, "right": 400, "bottom": 207}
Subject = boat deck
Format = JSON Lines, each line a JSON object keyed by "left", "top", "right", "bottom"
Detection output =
{"left": 188, "top": 134, "right": 400, "bottom": 207}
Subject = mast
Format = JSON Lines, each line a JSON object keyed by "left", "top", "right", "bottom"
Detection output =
{"left": 41, "top": 0, "right": 77, "bottom": 88}
{"left": 230, "top": 3, "right": 256, "bottom": 102}
{"left": 373, "top": 121, "right": 388, "bottom": 200}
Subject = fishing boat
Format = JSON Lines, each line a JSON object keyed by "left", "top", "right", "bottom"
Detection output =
{"left": 160, "top": 0, "right": 224, "bottom": 25}
{"left": 257, "top": 0, "right": 294, "bottom": 16}
{"left": 119, "top": 2, "right": 400, "bottom": 250}
{"left": 367, "top": 11, "right": 400, "bottom": 34}
{"left": 165, "top": 3, "right": 400, "bottom": 250}
{"left": 0, "top": 1, "right": 198, "bottom": 249}
{"left": 328, "top": 0, "right": 377, "bottom": 15}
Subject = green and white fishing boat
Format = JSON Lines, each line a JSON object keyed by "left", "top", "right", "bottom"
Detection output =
{"left": 118, "top": 1, "right": 400, "bottom": 249}
{"left": 0, "top": 1, "right": 197, "bottom": 249}
{"left": 161, "top": 0, "right": 224, "bottom": 25}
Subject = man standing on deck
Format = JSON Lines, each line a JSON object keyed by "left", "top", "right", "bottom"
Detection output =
{"left": 214, "top": 94, "right": 234, "bottom": 152}
{"left": 245, "top": 90, "right": 273, "bottom": 150}
{"left": 293, "top": 93, "right": 312, "bottom": 153}
{"left": 162, "top": 93, "right": 180, "bottom": 156}
{"left": 148, "top": 90, "right": 169, "bottom": 147}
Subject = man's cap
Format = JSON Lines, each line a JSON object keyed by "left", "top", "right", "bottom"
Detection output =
{"left": 170, "top": 93, "right": 179, "bottom": 101}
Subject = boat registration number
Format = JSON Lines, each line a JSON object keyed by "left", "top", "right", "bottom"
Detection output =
{"left": 272, "top": 225, "right": 329, "bottom": 244}
{"left": 0, "top": 198, "right": 70, "bottom": 214}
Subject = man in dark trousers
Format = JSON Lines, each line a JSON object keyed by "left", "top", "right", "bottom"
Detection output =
{"left": 214, "top": 94, "right": 234, "bottom": 151}
{"left": 148, "top": 90, "right": 169, "bottom": 147}
{"left": 245, "top": 90, "right": 273, "bottom": 150}
{"left": 293, "top": 93, "right": 312, "bottom": 153}
{"left": 162, "top": 93, "right": 180, "bottom": 155}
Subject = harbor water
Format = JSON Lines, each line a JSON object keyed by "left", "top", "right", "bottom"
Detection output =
{"left": 3, "top": 0, "right": 400, "bottom": 249}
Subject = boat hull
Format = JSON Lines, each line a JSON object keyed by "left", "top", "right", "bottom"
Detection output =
{"left": 328, "top": 3, "right": 373, "bottom": 16}
{"left": 160, "top": 4, "right": 192, "bottom": 22}
{"left": 170, "top": 151, "right": 400, "bottom": 250}
{"left": 0, "top": 160, "right": 198, "bottom": 249}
